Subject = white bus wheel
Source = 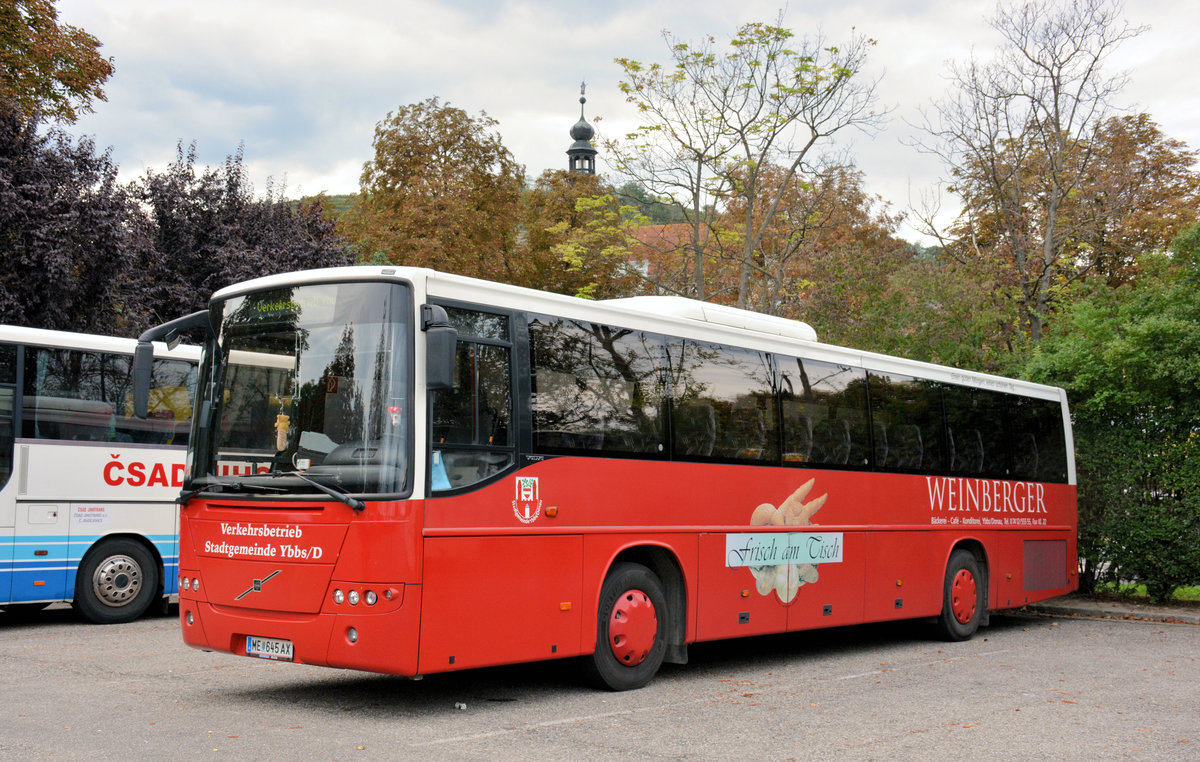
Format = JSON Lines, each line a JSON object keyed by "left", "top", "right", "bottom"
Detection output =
{"left": 74, "top": 539, "right": 159, "bottom": 625}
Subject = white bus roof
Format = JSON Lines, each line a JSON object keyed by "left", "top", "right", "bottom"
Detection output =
{"left": 0, "top": 324, "right": 200, "bottom": 361}
{"left": 603, "top": 296, "right": 818, "bottom": 342}
{"left": 208, "top": 266, "right": 1065, "bottom": 402}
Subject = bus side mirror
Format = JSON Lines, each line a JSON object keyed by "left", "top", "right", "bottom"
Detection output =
{"left": 422, "top": 305, "right": 457, "bottom": 392}
{"left": 132, "top": 341, "right": 155, "bottom": 419}
{"left": 132, "top": 310, "right": 210, "bottom": 419}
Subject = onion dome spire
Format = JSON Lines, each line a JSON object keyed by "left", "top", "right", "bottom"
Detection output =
{"left": 567, "top": 81, "right": 597, "bottom": 174}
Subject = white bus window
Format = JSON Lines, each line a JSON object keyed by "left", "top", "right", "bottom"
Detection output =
{"left": 139, "top": 358, "right": 196, "bottom": 445}
{"left": 23, "top": 348, "right": 126, "bottom": 442}
{"left": 0, "top": 344, "right": 15, "bottom": 489}
{"left": 19, "top": 347, "right": 192, "bottom": 445}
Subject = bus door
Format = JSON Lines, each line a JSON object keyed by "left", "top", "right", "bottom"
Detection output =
{"left": 420, "top": 305, "right": 585, "bottom": 672}
{"left": 0, "top": 531, "right": 10, "bottom": 603}
{"left": 13, "top": 392, "right": 118, "bottom": 603}
{"left": 0, "top": 347, "right": 16, "bottom": 602}
{"left": 10, "top": 443, "right": 70, "bottom": 602}
{"left": 0, "top": 482, "right": 12, "bottom": 603}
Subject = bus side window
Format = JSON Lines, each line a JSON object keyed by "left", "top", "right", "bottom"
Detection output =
{"left": 780, "top": 399, "right": 812, "bottom": 463}
{"left": 948, "top": 426, "right": 984, "bottom": 474}
{"left": 866, "top": 372, "right": 945, "bottom": 473}
{"left": 23, "top": 347, "right": 126, "bottom": 442}
{"left": 529, "top": 316, "right": 665, "bottom": 458}
{"left": 17, "top": 345, "right": 196, "bottom": 450}
{"left": 1011, "top": 396, "right": 1068, "bottom": 483}
{"left": 125, "top": 358, "right": 195, "bottom": 445}
{"left": 0, "top": 344, "right": 15, "bottom": 491}
{"left": 672, "top": 400, "right": 715, "bottom": 457}
{"left": 430, "top": 307, "right": 515, "bottom": 492}
{"left": 669, "top": 339, "right": 776, "bottom": 464}
{"left": 943, "top": 385, "right": 1012, "bottom": 478}
{"left": 781, "top": 357, "right": 869, "bottom": 469}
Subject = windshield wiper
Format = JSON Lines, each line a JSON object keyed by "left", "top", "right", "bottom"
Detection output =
{"left": 176, "top": 478, "right": 288, "bottom": 504}
{"left": 270, "top": 470, "right": 365, "bottom": 512}
{"left": 226, "top": 481, "right": 290, "bottom": 494}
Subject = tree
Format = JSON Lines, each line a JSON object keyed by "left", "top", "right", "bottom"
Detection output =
{"left": 702, "top": 161, "right": 1016, "bottom": 372}
{"left": 549, "top": 192, "right": 650, "bottom": 300}
{"left": 514, "top": 169, "right": 637, "bottom": 298}
{"left": 0, "top": 107, "right": 146, "bottom": 334}
{"left": 858, "top": 253, "right": 1016, "bottom": 372}
{"left": 1062, "top": 114, "right": 1200, "bottom": 285}
{"left": 340, "top": 97, "right": 524, "bottom": 280}
{"left": 138, "top": 143, "right": 353, "bottom": 323}
{"left": 917, "top": 0, "right": 1145, "bottom": 341}
{"left": 716, "top": 163, "right": 907, "bottom": 320}
{"left": 0, "top": 0, "right": 113, "bottom": 123}
{"left": 1025, "top": 225, "right": 1200, "bottom": 600}
{"left": 613, "top": 181, "right": 685, "bottom": 225}
{"left": 516, "top": 169, "right": 605, "bottom": 293}
{"left": 934, "top": 113, "right": 1199, "bottom": 327}
{"left": 610, "top": 16, "right": 884, "bottom": 305}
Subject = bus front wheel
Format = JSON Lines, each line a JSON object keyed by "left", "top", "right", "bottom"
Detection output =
{"left": 936, "top": 549, "right": 984, "bottom": 641}
{"left": 74, "top": 539, "right": 159, "bottom": 625}
{"left": 587, "top": 562, "right": 667, "bottom": 691}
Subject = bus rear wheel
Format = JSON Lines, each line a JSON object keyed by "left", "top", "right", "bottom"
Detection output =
{"left": 587, "top": 562, "right": 667, "bottom": 691}
{"left": 936, "top": 549, "right": 984, "bottom": 641}
{"left": 74, "top": 539, "right": 159, "bottom": 625}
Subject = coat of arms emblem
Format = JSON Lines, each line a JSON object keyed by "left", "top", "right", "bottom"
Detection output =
{"left": 513, "top": 476, "right": 541, "bottom": 524}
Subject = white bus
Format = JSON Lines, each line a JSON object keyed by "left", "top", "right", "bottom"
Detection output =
{"left": 0, "top": 326, "right": 198, "bottom": 623}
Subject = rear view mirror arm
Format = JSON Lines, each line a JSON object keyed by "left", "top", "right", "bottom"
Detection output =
{"left": 132, "top": 311, "right": 210, "bottom": 419}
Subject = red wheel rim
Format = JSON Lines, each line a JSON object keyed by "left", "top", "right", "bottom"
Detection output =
{"left": 950, "top": 568, "right": 978, "bottom": 624}
{"left": 608, "top": 589, "right": 657, "bottom": 666}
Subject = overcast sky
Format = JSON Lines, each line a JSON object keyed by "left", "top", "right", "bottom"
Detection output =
{"left": 58, "top": 0, "right": 1200, "bottom": 244}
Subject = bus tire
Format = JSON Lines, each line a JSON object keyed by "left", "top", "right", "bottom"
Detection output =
{"left": 936, "top": 549, "right": 984, "bottom": 641}
{"left": 74, "top": 539, "right": 159, "bottom": 625}
{"left": 586, "top": 562, "right": 667, "bottom": 691}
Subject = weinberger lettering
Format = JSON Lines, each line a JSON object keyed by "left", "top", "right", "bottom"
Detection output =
{"left": 925, "top": 476, "right": 1047, "bottom": 515}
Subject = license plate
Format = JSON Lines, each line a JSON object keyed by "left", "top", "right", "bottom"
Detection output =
{"left": 246, "top": 635, "right": 293, "bottom": 661}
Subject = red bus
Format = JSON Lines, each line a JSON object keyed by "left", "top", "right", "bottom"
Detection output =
{"left": 134, "top": 266, "right": 1076, "bottom": 690}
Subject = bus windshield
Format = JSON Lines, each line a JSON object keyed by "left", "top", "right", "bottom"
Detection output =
{"left": 192, "top": 281, "right": 412, "bottom": 496}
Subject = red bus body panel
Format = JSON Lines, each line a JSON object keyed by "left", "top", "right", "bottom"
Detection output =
{"left": 177, "top": 457, "right": 1076, "bottom": 676}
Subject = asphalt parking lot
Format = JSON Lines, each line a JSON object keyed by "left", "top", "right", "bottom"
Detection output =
{"left": 1, "top": 600, "right": 1196, "bottom": 760}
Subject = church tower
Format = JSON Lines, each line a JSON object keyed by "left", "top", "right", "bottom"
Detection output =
{"left": 567, "top": 82, "right": 597, "bottom": 174}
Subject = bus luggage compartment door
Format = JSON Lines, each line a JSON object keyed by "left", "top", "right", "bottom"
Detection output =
{"left": 419, "top": 535, "right": 583, "bottom": 674}
{"left": 12, "top": 501, "right": 68, "bottom": 602}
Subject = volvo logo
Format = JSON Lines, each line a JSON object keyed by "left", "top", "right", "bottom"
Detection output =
{"left": 235, "top": 570, "right": 281, "bottom": 600}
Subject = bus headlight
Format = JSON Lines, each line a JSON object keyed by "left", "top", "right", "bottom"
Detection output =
{"left": 348, "top": 590, "right": 360, "bottom": 606}
{"left": 333, "top": 589, "right": 344, "bottom": 605}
